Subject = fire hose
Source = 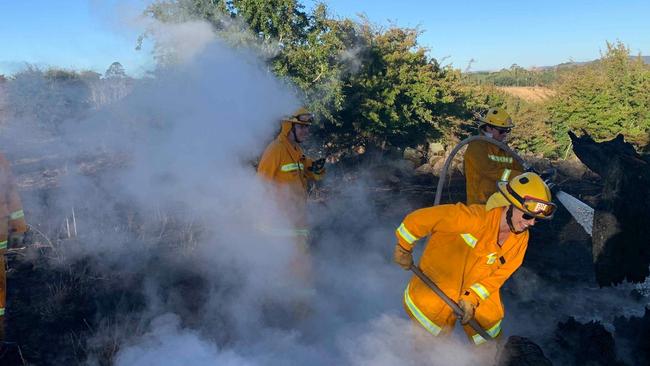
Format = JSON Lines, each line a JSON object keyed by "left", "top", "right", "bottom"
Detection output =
{"left": 434, "top": 135, "right": 593, "bottom": 235}
{"left": 406, "top": 135, "right": 593, "bottom": 340}
{"left": 409, "top": 264, "right": 494, "bottom": 341}
{"left": 434, "top": 135, "right": 527, "bottom": 206}
{"left": 406, "top": 135, "right": 528, "bottom": 341}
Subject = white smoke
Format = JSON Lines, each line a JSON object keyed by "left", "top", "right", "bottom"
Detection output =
{"left": 2, "top": 16, "right": 479, "bottom": 365}
{"left": 341, "top": 314, "right": 494, "bottom": 366}
{"left": 6, "top": 4, "right": 648, "bottom": 366}
{"left": 144, "top": 19, "right": 217, "bottom": 64}
{"left": 115, "top": 313, "right": 251, "bottom": 366}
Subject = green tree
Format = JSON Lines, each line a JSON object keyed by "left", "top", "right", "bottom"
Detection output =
{"left": 465, "top": 64, "right": 559, "bottom": 87}
{"left": 7, "top": 67, "right": 92, "bottom": 131}
{"left": 548, "top": 41, "right": 650, "bottom": 150}
{"left": 144, "top": 0, "right": 230, "bottom": 26}
{"left": 334, "top": 25, "right": 467, "bottom": 147}
{"left": 104, "top": 62, "right": 127, "bottom": 79}
{"left": 230, "top": 0, "right": 309, "bottom": 43}
{"left": 460, "top": 84, "right": 557, "bottom": 156}
{"left": 145, "top": 1, "right": 470, "bottom": 149}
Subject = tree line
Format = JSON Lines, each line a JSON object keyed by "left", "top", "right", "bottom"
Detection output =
{"left": 2, "top": 0, "right": 649, "bottom": 158}
{"left": 143, "top": 1, "right": 650, "bottom": 157}
{"left": 0, "top": 62, "right": 133, "bottom": 133}
{"left": 466, "top": 64, "right": 559, "bottom": 87}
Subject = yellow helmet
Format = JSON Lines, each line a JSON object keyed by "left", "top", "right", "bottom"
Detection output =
{"left": 283, "top": 107, "right": 313, "bottom": 125}
{"left": 497, "top": 172, "right": 556, "bottom": 219}
{"left": 478, "top": 107, "right": 514, "bottom": 129}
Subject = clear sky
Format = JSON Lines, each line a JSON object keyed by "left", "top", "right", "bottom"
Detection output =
{"left": 1, "top": 0, "right": 648, "bottom": 76}
{"left": 320, "top": 0, "right": 650, "bottom": 71}
{"left": 0, "top": 0, "right": 152, "bottom": 76}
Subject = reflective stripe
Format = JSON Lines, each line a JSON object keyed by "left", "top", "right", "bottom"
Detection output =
{"left": 486, "top": 252, "right": 498, "bottom": 265}
{"left": 9, "top": 209, "right": 24, "bottom": 220}
{"left": 396, "top": 223, "right": 418, "bottom": 244}
{"left": 460, "top": 233, "right": 478, "bottom": 248}
{"left": 500, "top": 168, "right": 512, "bottom": 182}
{"left": 470, "top": 283, "right": 490, "bottom": 300}
{"left": 0, "top": 308, "right": 4, "bottom": 316}
{"left": 472, "top": 319, "right": 502, "bottom": 345}
{"left": 404, "top": 284, "right": 442, "bottom": 336}
{"left": 0, "top": 241, "right": 6, "bottom": 250}
{"left": 488, "top": 155, "right": 513, "bottom": 164}
{"left": 280, "top": 163, "right": 304, "bottom": 172}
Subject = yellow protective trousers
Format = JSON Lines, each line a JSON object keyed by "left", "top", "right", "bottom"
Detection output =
{"left": 395, "top": 203, "right": 529, "bottom": 345}
{"left": 403, "top": 281, "right": 503, "bottom": 345}
{"left": 0, "top": 153, "right": 28, "bottom": 341}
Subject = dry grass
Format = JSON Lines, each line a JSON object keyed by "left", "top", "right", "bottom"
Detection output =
{"left": 498, "top": 86, "right": 556, "bottom": 103}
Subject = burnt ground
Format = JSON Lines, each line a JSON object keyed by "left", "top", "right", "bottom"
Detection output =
{"left": 1, "top": 155, "right": 649, "bottom": 365}
{"left": 3, "top": 242, "right": 224, "bottom": 364}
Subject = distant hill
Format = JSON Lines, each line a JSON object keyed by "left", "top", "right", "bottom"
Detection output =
{"left": 535, "top": 56, "right": 650, "bottom": 71}
{"left": 466, "top": 56, "right": 650, "bottom": 87}
{"left": 470, "top": 56, "right": 650, "bottom": 74}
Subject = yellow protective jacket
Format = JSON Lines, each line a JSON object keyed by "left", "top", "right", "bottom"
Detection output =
{"left": 0, "top": 153, "right": 27, "bottom": 248}
{"left": 257, "top": 121, "right": 323, "bottom": 231}
{"left": 0, "top": 152, "right": 26, "bottom": 331}
{"left": 464, "top": 139, "right": 523, "bottom": 205}
{"left": 395, "top": 203, "right": 528, "bottom": 337}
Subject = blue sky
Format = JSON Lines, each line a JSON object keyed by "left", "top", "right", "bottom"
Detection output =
{"left": 0, "top": 1, "right": 152, "bottom": 76}
{"left": 321, "top": 0, "right": 650, "bottom": 71}
{"left": 1, "top": 0, "right": 648, "bottom": 76}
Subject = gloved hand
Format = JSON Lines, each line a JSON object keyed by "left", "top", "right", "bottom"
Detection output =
{"left": 540, "top": 167, "right": 557, "bottom": 181}
{"left": 393, "top": 244, "right": 413, "bottom": 270}
{"left": 8, "top": 232, "right": 25, "bottom": 247}
{"left": 539, "top": 167, "right": 558, "bottom": 193}
{"left": 458, "top": 298, "right": 476, "bottom": 325}
{"left": 308, "top": 158, "right": 326, "bottom": 175}
{"left": 523, "top": 164, "right": 539, "bottom": 174}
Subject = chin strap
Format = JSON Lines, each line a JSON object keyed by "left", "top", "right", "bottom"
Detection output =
{"left": 506, "top": 205, "right": 518, "bottom": 234}
{"left": 291, "top": 125, "right": 301, "bottom": 144}
{"left": 506, "top": 205, "right": 530, "bottom": 234}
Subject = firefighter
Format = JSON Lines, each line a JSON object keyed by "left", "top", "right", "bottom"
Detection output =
{"left": 257, "top": 107, "right": 325, "bottom": 279}
{"left": 257, "top": 107, "right": 325, "bottom": 239}
{"left": 0, "top": 153, "right": 27, "bottom": 341}
{"left": 256, "top": 108, "right": 325, "bottom": 322}
{"left": 464, "top": 107, "right": 524, "bottom": 205}
{"left": 393, "top": 172, "right": 554, "bottom": 345}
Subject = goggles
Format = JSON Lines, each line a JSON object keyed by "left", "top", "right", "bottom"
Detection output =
{"left": 293, "top": 113, "right": 314, "bottom": 123}
{"left": 505, "top": 184, "right": 556, "bottom": 219}
{"left": 494, "top": 126, "right": 512, "bottom": 134}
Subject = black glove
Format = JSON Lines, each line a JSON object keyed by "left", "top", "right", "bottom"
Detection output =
{"left": 540, "top": 168, "right": 557, "bottom": 181}
{"left": 547, "top": 181, "right": 560, "bottom": 194}
{"left": 524, "top": 165, "right": 539, "bottom": 174}
{"left": 8, "top": 232, "right": 25, "bottom": 247}
{"left": 538, "top": 168, "right": 558, "bottom": 192}
{"left": 308, "top": 158, "right": 326, "bottom": 175}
